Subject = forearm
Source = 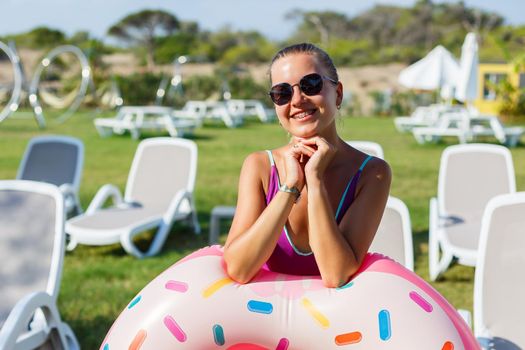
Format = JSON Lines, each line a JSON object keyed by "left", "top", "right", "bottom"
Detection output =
{"left": 307, "top": 184, "right": 359, "bottom": 287}
{"left": 224, "top": 191, "right": 295, "bottom": 283}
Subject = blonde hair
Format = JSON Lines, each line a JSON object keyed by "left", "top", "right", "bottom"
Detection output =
{"left": 270, "top": 43, "right": 339, "bottom": 82}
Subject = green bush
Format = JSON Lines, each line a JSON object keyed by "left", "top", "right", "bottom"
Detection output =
{"left": 115, "top": 73, "right": 163, "bottom": 105}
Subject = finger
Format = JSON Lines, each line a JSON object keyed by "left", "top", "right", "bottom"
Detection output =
{"left": 298, "top": 137, "right": 324, "bottom": 150}
{"left": 298, "top": 142, "right": 317, "bottom": 153}
{"left": 289, "top": 145, "right": 304, "bottom": 160}
{"left": 297, "top": 145, "right": 314, "bottom": 157}
{"left": 303, "top": 137, "right": 332, "bottom": 152}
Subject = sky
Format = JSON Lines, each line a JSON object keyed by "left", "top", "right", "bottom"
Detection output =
{"left": 1, "top": 0, "right": 524, "bottom": 41}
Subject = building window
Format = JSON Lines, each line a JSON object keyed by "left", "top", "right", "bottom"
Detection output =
{"left": 483, "top": 73, "right": 507, "bottom": 100}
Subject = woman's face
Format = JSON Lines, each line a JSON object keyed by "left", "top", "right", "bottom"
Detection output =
{"left": 270, "top": 53, "right": 342, "bottom": 139}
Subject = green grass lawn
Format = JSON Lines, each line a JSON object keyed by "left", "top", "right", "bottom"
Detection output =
{"left": 1, "top": 109, "right": 524, "bottom": 348}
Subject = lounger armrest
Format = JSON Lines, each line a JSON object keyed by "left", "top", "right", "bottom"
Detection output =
{"left": 164, "top": 189, "right": 194, "bottom": 221}
{"left": 58, "top": 183, "right": 76, "bottom": 197}
{"left": 86, "top": 184, "right": 123, "bottom": 215}
{"left": 0, "top": 291, "right": 67, "bottom": 349}
{"left": 59, "top": 183, "right": 82, "bottom": 214}
{"left": 429, "top": 197, "right": 439, "bottom": 234}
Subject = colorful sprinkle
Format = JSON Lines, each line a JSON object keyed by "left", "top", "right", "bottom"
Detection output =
{"left": 409, "top": 291, "right": 433, "bottom": 312}
{"left": 335, "top": 332, "right": 362, "bottom": 345}
{"left": 213, "top": 324, "right": 225, "bottom": 345}
{"left": 442, "top": 341, "right": 454, "bottom": 350}
{"left": 165, "top": 280, "right": 188, "bottom": 293}
{"left": 103, "top": 344, "right": 109, "bottom": 350}
{"left": 202, "top": 277, "right": 234, "bottom": 298}
{"left": 127, "top": 295, "right": 141, "bottom": 309}
{"left": 378, "top": 310, "right": 391, "bottom": 341}
{"left": 129, "top": 329, "right": 146, "bottom": 350}
{"left": 247, "top": 300, "right": 273, "bottom": 314}
{"left": 276, "top": 338, "right": 289, "bottom": 350}
{"left": 163, "top": 315, "right": 187, "bottom": 342}
{"left": 301, "top": 298, "right": 330, "bottom": 329}
{"left": 336, "top": 281, "right": 354, "bottom": 290}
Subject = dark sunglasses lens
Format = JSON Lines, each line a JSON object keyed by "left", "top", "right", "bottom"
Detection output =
{"left": 270, "top": 84, "right": 292, "bottom": 105}
{"left": 300, "top": 73, "right": 323, "bottom": 95}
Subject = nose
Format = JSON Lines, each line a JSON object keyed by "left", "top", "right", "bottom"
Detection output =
{"left": 290, "top": 84, "right": 306, "bottom": 106}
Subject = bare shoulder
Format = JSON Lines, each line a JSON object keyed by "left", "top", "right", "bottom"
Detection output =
{"left": 239, "top": 151, "right": 272, "bottom": 187}
{"left": 361, "top": 156, "right": 392, "bottom": 188}
{"left": 242, "top": 151, "right": 270, "bottom": 171}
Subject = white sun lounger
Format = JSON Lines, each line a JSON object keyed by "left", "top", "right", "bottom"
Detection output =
{"left": 369, "top": 196, "right": 414, "bottom": 270}
{"left": 66, "top": 138, "right": 200, "bottom": 258}
{"left": 0, "top": 180, "right": 79, "bottom": 350}
{"left": 94, "top": 106, "right": 198, "bottom": 139}
{"left": 473, "top": 192, "right": 525, "bottom": 349}
{"left": 225, "top": 99, "right": 275, "bottom": 123}
{"left": 413, "top": 111, "right": 524, "bottom": 147}
{"left": 428, "top": 144, "right": 516, "bottom": 281}
{"left": 17, "top": 135, "right": 84, "bottom": 217}
{"left": 184, "top": 100, "right": 244, "bottom": 128}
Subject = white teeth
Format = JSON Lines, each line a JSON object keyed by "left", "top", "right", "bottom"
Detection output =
{"left": 293, "top": 110, "right": 313, "bottom": 119}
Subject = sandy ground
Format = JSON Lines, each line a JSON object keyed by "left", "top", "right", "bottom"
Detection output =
{"left": 1, "top": 48, "right": 406, "bottom": 114}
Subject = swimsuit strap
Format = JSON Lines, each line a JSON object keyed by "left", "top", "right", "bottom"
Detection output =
{"left": 266, "top": 150, "right": 276, "bottom": 167}
{"left": 334, "top": 155, "right": 373, "bottom": 224}
{"left": 265, "top": 150, "right": 280, "bottom": 204}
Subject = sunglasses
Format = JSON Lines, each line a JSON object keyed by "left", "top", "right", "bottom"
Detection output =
{"left": 268, "top": 73, "right": 338, "bottom": 106}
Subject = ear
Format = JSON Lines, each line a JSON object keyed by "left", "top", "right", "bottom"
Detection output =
{"left": 336, "top": 82, "right": 343, "bottom": 107}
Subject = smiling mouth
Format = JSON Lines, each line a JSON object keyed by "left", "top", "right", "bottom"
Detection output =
{"left": 292, "top": 109, "right": 316, "bottom": 120}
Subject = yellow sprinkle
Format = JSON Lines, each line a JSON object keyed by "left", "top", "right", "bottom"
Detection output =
{"left": 202, "top": 277, "right": 234, "bottom": 298}
{"left": 301, "top": 297, "right": 330, "bottom": 329}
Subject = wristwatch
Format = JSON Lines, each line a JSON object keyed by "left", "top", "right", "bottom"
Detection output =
{"left": 279, "top": 184, "right": 301, "bottom": 203}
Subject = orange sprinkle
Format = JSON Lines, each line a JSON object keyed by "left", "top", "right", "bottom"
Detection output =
{"left": 129, "top": 329, "right": 147, "bottom": 350}
{"left": 335, "top": 332, "right": 362, "bottom": 345}
{"left": 442, "top": 341, "right": 454, "bottom": 350}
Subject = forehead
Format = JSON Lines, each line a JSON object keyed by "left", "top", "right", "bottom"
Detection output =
{"left": 270, "top": 53, "right": 322, "bottom": 83}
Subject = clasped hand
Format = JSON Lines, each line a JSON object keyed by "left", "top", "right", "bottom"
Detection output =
{"left": 283, "top": 137, "right": 336, "bottom": 191}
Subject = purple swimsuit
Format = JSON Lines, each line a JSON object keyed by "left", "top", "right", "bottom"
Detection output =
{"left": 262, "top": 150, "right": 373, "bottom": 276}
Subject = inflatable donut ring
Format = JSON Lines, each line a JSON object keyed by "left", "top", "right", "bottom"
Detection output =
{"left": 101, "top": 246, "right": 479, "bottom": 349}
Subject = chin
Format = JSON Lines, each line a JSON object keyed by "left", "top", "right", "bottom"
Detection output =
{"left": 290, "top": 122, "right": 321, "bottom": 138}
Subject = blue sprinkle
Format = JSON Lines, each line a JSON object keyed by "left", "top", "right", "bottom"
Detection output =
{"left": 127, "top": 295, "right": 141, "bottom": 309}
{"left": 103, "top": 344, "right": 109, "bottom": 350}
{"left": 336, "top": 281, "right": 354, "bottom": 290}
{"left": 247, "top": 300, "right": 273, "bottom": 314}
{"left": 213, "top": 324, "right": 225, "bottom": 345}
{"left": 378, "top": 309, "right": 391, "bottom": 341}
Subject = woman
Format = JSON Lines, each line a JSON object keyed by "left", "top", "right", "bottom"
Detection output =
{"left": 224, "top": 43, "right": 391, "bottom": 288}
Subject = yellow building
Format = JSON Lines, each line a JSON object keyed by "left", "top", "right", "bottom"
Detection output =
{"left": 474, "top": 62, "right": 525, "bottom": 115}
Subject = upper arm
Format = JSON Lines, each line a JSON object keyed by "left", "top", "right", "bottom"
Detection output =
{"left": 224, "top": 152, "right": 268, "bottom": 248}
{"left": 339, "top": 158, "right": 392, "bottom": 264}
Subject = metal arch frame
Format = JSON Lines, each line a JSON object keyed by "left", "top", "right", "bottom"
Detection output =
{"left": 155, "top": 55, "right": 187, "bottom": 106}
{"left": 0, "top": 41, "right": 23, "bottom": 123}
{"left": 29, "top": 45, "right": 91, "bottom": 128}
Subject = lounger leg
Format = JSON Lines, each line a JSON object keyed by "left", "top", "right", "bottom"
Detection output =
{"left": 428, "top": 224, "right": 441, "bottom": 281}
{"left": 61, "top": 322, "right": 80, "bottom": 350}
{"left": 191, "top": 210, "right": 201, "bottom": 234}
{"left": 120, "top": 234, "right": 147, "bottom": 258}
{"left": 209, "top": 214, "right": 220, "bottom": 245}
{"left": 95, "top": 125, "right": 113, "bottom": 138}
{"left": 428, "top": 197, "right": 454, "bottom": 281}
{"left": 130, "top": 128, "right": 140, "bottom": 140}
{"left": 429, "top": 229, "right": 454, "bottom": 281}
{"left": 66, "top": 236, "right": 78, "bottom": 251}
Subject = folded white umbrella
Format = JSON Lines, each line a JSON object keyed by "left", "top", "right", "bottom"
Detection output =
{"left": 398, "top": 45, "right": 460, "bottom": 91}
{"left": 455, "top": 32, "right": 479, "bottom": 103}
